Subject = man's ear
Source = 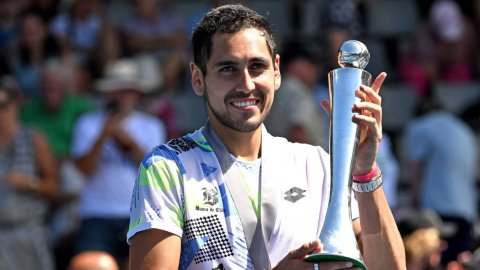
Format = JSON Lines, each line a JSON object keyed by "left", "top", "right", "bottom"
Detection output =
{"left": 274, "top": 54, "right": 281, "bottom": 91}
{"left": 190, "top": 62, "right": 205, "bottom": 96}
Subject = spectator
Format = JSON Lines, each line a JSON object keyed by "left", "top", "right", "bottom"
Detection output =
{"left": 21, "top": 59, "right": 95, "bottom": 159}
{"left": 69, "top": 58, "right": 166, "bottom": 269}
{"left": 0, "top": 75, "right": 58, "bottom": 270}
{"left": 7, "top": 12, "right": 61, "bottom": 99}
{"left": 398, "top": 0, "right": 477, "bottom": 98}
{"left": 20, "top": 59, "right": 95, "bottom": 270}
{"left": 397, "top": 208, "right": 451, "bottom": 270}
{"left": 264, "top": 42, "right": 326, "bottom": 148}
{"left": 49, "top": 0, "right": 104, "bottom": 65}
{"left": 0, "top": 0, "right": 22, "bottom": 51}
{"left": 120, "top": 0, "right": 188, "bottom": 94}
{"left": 68, "top": 251, "right": 119, "bottom": 270}
{"left": 316, "top": 0, "right": 366, "bottom": 82}
{"left": 405, "top": 99, "right": 478, "bottom": 266}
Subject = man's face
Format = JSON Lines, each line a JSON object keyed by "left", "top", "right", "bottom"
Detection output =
{"left": 192, "top": 28, "right": 281, "bottom": 133}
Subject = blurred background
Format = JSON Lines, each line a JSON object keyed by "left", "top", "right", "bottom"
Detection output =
{"left": 2, "top": 0, "right": 480, "bottom": 269}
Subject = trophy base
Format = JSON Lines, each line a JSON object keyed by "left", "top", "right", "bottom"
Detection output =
{"left": 304, "top": 253, "right": 367, "bottom": 270}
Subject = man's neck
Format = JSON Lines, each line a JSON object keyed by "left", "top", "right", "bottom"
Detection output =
{"left": 210, "top": 120, "right": 262, "bottom": 162}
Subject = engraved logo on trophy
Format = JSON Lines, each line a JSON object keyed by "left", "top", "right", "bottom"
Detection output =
{"left": 304, "top": 40, "right": 372, "bottom": 270}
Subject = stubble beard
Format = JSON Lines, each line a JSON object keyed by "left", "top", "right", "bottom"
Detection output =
{"left": 204, "top": 88, "right": 269, "bottom": 133}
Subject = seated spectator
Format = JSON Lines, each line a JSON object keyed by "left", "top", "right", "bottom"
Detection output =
{"left": 0, "top": 75, "right": 58, "bottom": 270}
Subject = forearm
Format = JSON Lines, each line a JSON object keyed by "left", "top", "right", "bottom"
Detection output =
{"left": 75, "top": 134, "right": 108, "bottom": 177}
{"left": 357, "top": 187, "right": 406, "bottom": 270}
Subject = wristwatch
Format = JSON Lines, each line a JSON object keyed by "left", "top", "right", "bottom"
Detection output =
{"left": 352, "top": 174, "right": 383, "bottom": 193}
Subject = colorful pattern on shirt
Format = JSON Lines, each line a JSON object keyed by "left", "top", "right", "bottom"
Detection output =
{"left": 129, "top": 130, "right": 254, "bottom": 270}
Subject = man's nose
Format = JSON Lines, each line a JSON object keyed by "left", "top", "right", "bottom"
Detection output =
{"left": 236, "top": 69, "right": 255, "bottom": 93}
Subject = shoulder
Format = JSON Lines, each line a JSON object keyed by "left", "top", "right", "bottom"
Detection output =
{"left": 75, "top": 110, "right": 103, "bottom": 129}
{"left": 141, "top": 128, "right": 207, "bottom": 170}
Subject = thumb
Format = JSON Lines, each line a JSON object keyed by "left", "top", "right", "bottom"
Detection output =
{"left": 286, "top": 240, "right": 322, "bottom": 259}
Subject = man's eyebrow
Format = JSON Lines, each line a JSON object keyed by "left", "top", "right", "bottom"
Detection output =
{"left": 250, "top": 57, "right": 270, "bottom": 63}
{"left": 214, "top": 60, "right": 238, "bottom": 68}
{"left": 214, "top": 57, "right": 270, "bottom": 67}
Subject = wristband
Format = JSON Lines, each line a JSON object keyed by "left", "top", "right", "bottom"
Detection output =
{"left": 353, "top": 163, "right": 381, "bottom": 182}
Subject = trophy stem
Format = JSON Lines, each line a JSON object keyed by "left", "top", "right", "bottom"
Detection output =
{"left": 305, "top": 67, "right": 371, "bottom": 270}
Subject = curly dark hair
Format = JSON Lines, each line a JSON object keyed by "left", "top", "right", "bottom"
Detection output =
{"left": 191, "top": 4, "right": 276, "bottom": 75}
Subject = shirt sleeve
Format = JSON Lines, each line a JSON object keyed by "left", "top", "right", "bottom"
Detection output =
{"left": 127, "top": 146, "right": 185, "bottom": 244}
{"left": 71, "top": 114, "right": 99, "bottom": 158}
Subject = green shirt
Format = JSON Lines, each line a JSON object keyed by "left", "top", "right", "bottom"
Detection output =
{"left": 21, "top": 94, "right": 95, "bottom": 158}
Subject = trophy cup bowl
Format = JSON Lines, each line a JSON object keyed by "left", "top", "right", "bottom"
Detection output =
{"left": 304, "top": 40, "right": 371, "bottom": 269}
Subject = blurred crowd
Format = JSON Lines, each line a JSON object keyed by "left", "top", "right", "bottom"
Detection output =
{"left": 1, "top": 0, "right": 480, "bottom": 269}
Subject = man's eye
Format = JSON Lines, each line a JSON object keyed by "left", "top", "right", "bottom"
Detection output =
{"left": 251, "top": 62, "right": 266, "bottom": 70}
{"left": 219, "top": 66, "right": 235, "bottom": 73}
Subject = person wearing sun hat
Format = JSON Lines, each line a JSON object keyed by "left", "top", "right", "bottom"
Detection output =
{"left": 68, "top": 58, "right": 166, "bottom": 270}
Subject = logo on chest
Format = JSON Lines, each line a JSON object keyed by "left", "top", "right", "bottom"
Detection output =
{"left": 284, "top": 187, "right": 307, "bottom": 203}
{"left": 195, "top": 187, "right": 224, "bottom": 213}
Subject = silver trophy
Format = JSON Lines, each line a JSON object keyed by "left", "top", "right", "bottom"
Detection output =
{"left": 305, "top": 40, "right": 371, "bottom": 269}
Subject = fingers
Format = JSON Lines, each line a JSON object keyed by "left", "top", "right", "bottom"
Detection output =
{"left": 356, "top": 85, "right": 381, "bottom": 105}
{"left": 320, "top": 99, "right": 330, "bottom": 115}
{"left": 371, "top": 72, "right": 387, "bottom": 93}
{"left": 286, "top": 240, "right": 322, "bottom": 259}
{"left": 352, "top": 102, "right": 382, "bottom": 125}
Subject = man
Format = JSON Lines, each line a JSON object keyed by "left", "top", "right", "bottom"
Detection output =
{"left": 128, "top": 4, "right": 405, "bottom": 270}
{"left": 405, "top": 99, "right": 478, "bottom": 266}
{"left": 70, "top": 58, "right": 166, "bottom": 269}
{"left": 20, "top": 59, "right": 94, "bottom": 270}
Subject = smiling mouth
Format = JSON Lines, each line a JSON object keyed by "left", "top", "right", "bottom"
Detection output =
{"left": 232, "top": 100, "right": 258, "bottom": 108}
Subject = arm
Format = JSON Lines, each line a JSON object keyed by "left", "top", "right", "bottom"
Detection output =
{"left": 32, "top": 129, "right": 59, "bottom": 199}
{"left": 111, "top": 128, "right": 146, "bottom": 165}
{"left": 7, "top": 130, "right": 59, "bottom": 199}
{"left": 350, "top": 72, "right": 406, "bottom": 269}
{"left": 74, "top": 123, "right": 111, "bottom": 177}
{"left": 129, "top": 229, "right": 181, "bottom": 270}
{"left": 353, "top": 187, "right": 405, "bottom": 269}
{"left": 74, "top": 113, "right": 117, "bottom": 177}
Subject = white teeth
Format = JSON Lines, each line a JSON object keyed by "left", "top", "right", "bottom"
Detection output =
{"left": 233, "top": 101, "right": 256, "bottom": 107}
